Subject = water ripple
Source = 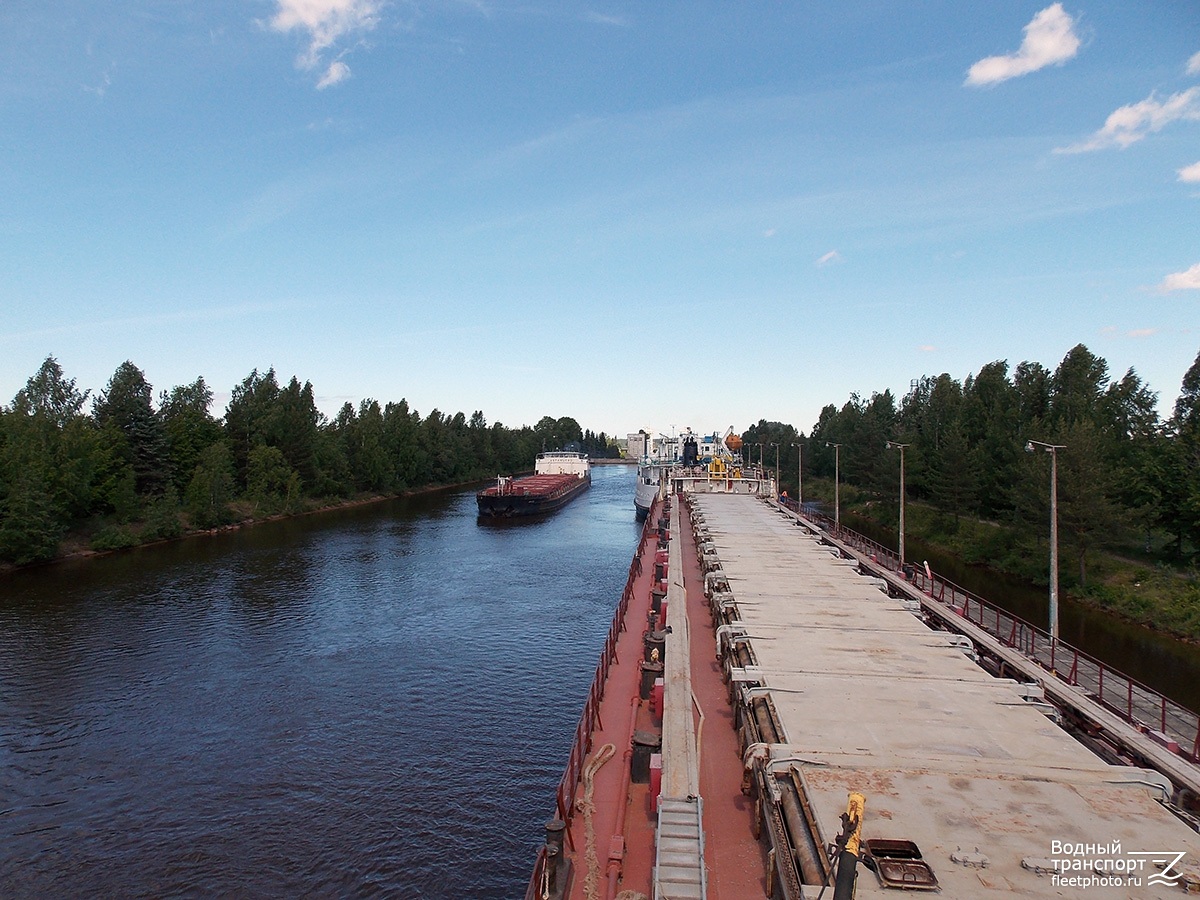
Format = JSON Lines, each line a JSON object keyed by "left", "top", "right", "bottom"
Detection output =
{"left": 0, "top": 466, "right": 639, "bottom": 898}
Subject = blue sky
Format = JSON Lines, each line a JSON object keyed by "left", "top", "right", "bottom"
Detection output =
{"left": 2, "top": 2, "right": 1198, "bottom": 438}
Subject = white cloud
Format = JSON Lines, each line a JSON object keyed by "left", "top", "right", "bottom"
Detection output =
{"left": 317, "top": 60, "right": 351, "bottom": 89}
{"left": 1189, "top": 51, "right": 1200, "bottom": 75}
{"left": 1179, "top": 161, "right": 1200, "bottom": 183}
{"left": 965, "top": 3, "right": 1080, "bottom": 86}
{"left": 918, "top": 345, "right": 936, "bottom": 352}
{"left": 1056, "top": 87, "right": 1200, "bottom": 153}
{"left": 1157, "top": 263, "right": 1200, "bottom": 293}
{"left": 270, "top": 0, "right": 380, "bottom": 78}
{"left": 763, "top": 228, "right": 777, "bottom": 238}
{"left": 815, "top": 250, "right": 841, "bottom": 267}
{"left": 1127, "top": 328, "right": 1157, "bottom": 338}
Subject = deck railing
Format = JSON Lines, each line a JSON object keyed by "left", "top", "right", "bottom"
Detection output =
{"left": 550, "top": 497, "right": 656, "bottom": 848}
{"left": 780, "top": 498, "right": 1200, "bottom": 761}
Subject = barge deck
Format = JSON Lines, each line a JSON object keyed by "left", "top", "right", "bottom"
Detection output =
{"left": 530, "top": 492, "right": 1200, "bottom": 899}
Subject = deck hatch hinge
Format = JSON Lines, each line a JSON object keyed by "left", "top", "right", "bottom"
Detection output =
{"left": 729, "top": 665, "right": 766, "bottom": 683}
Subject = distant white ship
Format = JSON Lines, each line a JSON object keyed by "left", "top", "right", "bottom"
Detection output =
{"left": 632, "top": 428, "right": 771, "bottom": 519}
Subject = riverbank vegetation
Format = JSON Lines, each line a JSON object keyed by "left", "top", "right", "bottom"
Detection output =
{"left": 744, "top": 344, "right": 1200, "bottom": 640}
{"left": 0, "top": 358, "right": 619, "bottom": 567}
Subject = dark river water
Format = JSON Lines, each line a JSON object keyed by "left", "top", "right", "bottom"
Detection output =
{"left": 0, "top": 464, "right": 642, "bottom": 899}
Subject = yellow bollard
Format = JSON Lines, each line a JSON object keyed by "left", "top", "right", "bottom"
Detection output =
{"left": 833, "top": 791, "right": 866, "bottom": 899}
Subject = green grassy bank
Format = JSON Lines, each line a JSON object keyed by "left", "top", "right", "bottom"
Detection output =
{"left": 802, "top": 478, "right": 1200, "bottom": 643}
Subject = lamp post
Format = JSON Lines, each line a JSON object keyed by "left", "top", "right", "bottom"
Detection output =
{"left": 791, "top": 442, "right": 803, "bottom": 510}
{"left": 770, "top": 442, "right": 779, "bottom": 495}
{"left": 886, "top": 441, "right": 910, "bottom": 567}
{"left": 1026, "top": 440, "right": 1066, "bottom": 642}
{"left": 826, "top": 442, "right": 842, "bottom": 529}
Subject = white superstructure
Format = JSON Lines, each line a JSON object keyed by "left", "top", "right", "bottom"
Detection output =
{"left": 534, "top": 451, "right": 590, "bottom": 478}
{"left": 634, "top": 428, "right": 773, "bottom": 519}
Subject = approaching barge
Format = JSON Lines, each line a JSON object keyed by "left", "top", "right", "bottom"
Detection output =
{"left": 526, "top": 460, "right": 1200, "bottom": 898}
{"left": 476, "top": 451, "right": 590, "bottom": 518}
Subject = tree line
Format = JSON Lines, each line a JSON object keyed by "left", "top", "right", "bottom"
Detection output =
{"left": 0, "top": 357, "right": 618, "bottom": 566}
{"left": 745, "top": 344, "right": 1200, "bottom": 584}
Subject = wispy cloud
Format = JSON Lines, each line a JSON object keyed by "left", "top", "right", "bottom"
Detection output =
{"left": 965, "top": 3, "right": 1080, "bottom": 87}
{"left": 82, "top": 63, "right": 116, "bottom": 98}
{"left": 1157, "top": 262, "right": 1200, "bottom": 293}
{"left": 317, "top": 59, "right": 351, "bottom": 89}
{"left": 1189, "top": 51, "right": 1200, "bottom": 75}
{"left": 1056, "top": 87, "right": 1200, "bottom": 153}
{"left": 815, "top": 250, "right": 841, "bottom": 267}
{"left": 269, "top": 0, "right": 381, "bottom": 87}
{"left": 918, "top": 344, "right": 936, "bottom": 352}
{"left": 1179, "top": 161, "right": 1200, "bottom": 183}
{"left": 1127, "top": 328, "right": 1157, "bottom": 338}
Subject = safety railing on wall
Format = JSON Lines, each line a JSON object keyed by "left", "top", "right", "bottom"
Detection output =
{"left": 780, "top": 498, "right": 1200, "bottom": 761}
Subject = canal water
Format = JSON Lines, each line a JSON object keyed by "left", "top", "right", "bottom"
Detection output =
{"left": 0, "top": 465, "right": 642, "bottom": 899}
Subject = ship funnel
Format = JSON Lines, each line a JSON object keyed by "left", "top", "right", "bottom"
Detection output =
{"left": 682, "top": 436, "right": 699, "bottom": 467}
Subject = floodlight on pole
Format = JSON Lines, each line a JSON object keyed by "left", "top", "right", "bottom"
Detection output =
{"left": 1026, "top": 439, "right": 1066, "bottom": 642}
{"left": 826, "top": 442, "right": 842, "bottom": 529}
{"left": 886, "top": 441, "right": 910, "bottom": 567}
{"left": 791, "top": 442, "right": 803, "bottom": 509}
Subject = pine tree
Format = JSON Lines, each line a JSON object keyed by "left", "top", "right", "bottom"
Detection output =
{"left": 1160, "top": 350, "right": 1200, "bottom": 557}
{"left": 93, "top": 360, "right": 169, "bottom": 499}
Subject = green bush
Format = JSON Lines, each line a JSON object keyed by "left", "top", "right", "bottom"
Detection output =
{"left": 142, "top": 499, "right": 183, "bottom": 541}
{"left": 91, "top": 525, "right": 138, "bottom": 552}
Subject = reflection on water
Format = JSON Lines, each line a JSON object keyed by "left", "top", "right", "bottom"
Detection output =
{"left": 0, "top": 465, "right": 640, "bottom": 898}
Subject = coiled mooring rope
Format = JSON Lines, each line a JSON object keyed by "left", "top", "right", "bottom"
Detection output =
{"left": 576, "top": 742, "right": 615, "bottom": 900}
{"left": 576, "top": 743, "right": 649, "bottom": 900}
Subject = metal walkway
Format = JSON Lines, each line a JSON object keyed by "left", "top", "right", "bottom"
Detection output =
{"left": 656, "top": 501, "right": 706, "bottom": 899}
{"left": 654, "top": 798, "right": 706, "bottom": 900}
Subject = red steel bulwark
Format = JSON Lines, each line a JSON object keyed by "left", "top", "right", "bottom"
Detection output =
{"left": 526, "top": 496, "right": 765, "bottom": 900}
